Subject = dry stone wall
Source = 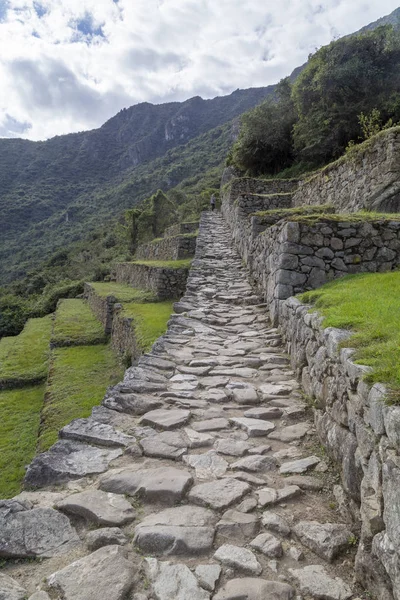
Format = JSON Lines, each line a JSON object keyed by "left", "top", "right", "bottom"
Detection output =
{"left": 135, "top": 234, "right": 197, "bottom": 261}
{"left": 84, "top": 283, "right": 115, "bottom": 334}
{"left": 110, "top": 308, "right": 141, "bottom": 364}
{"left": 164, "top": 221, "right": 198, "bottom": 237}
{"left": 293, "top": 128, "right": 400, "bottom": 213}
{"left": 116, "top": 262, "right": 189, "bottom": 300}
{"left": 278, "top": 297, "right": 400, "bottom": 600}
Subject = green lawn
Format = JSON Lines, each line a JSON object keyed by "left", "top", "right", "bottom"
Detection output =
{"left": 123, "top": 301, "right": 174, "bottom": 352}
{"left": 299, "top": 272, "right": 400, "bottom": 401}
{"left": 52, "top": 299, "right": 106, "bottom": 346}
{"left": 0, "top": 385, "right": 44, "bottom": 498}
{"left": 130, "top": 259, "right": 192, "bottom": 269}
{"left": 38, "top": 344, "right": 123, "bottom": 452}
{"left": 88, "top": 282, "right": 156, "bottom": 303}
{"left": 0, "top": 316, "right": 52, "bottom": 387}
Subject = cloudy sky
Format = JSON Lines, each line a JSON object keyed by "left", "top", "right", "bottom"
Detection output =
{"left": 0, "top": 0, "right": 399, "bottom": 140}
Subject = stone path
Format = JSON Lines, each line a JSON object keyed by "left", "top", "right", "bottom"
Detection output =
{"left": 2, "top": 212, "right": 360, "bottom": 600}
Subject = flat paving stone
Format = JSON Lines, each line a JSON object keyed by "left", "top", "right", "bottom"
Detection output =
{"left": 231, "top": 455, "right": 277, "bottom": 473}
{"left": 293, "top": 521, "right": 352, "bottom": 562}
{"left": 213, "top": 578, "right": 295, "bottom": 600}
{"left": 244, "top": 407, "right": 283, "bottom": 420}
{"left": 262, "top": 511, "right": 291, "bottom": 536}
{"left": 184, "top": 428, "right": 215, "bottom": 448}
{"left": 99, "top": 467, "right": 193, "bottom": 504}
{"left": 192, "top": 418, "right": 230, "bottom": 432}
{"left": 230, "top": 417, "right": 275, "bottom": 437}
{"left": 279, "top": 456, "right": 320, "bottom": 474}
{"left": 104, "top": 394, "right": 164, "bottom": 415}
{"left": 134, "top": 506, "right": 216, "bottom": 556}
{"left": 231, "top": 387, "right": 259, "bottom": 405}
{"left": 214, "top": 544, "right": 262, "bottom": 575}
{"left": 146, "top": 558, "right": 210, "bottom": 600}
{"left": 189, "top": 478, "right": 251, "bottom": 510}
{"left": 56, "top": 490, "right": 136, "bottom": 526}
{"left": 139, "top": 409, "right": 191, "bottom": 430}
{"left": 0, "top": 574, "right": 27, "bottom": 600}
{"left": 214, "top": 438, "right": 251, "bottom": 457}
{"left": 47, "top": 545, "right": 134, "bottom": 600}
{"left": 256, "top": 486, "right": 302, "bottom": 508}
{"left": 86, "top": 527, "right": 128, "bottom": 551}
{"left": 194, "top": 564, "right": 221, "bottom": 592}
{"left": 259, "top": 383, "right": 293, "bottom": 397}
{"left": 216, "top": 509, "right": 259, "bottom": 540}
{"left": 139, "top": 432, "right": 188, "bottom": 460}
{"left": 288, "top": 565, "right": 352, "bottom": 600}
{"left": 183, "top": 450, "right": 228, "bottom": 479}
{"left": 268, "top": 422, "right": 310, "bottom": 442}
{"left": 250, "top": 532, "right": 283, "bottom": 558}
{"left": 284, "top": 475, "right": 324, "bottom": 491}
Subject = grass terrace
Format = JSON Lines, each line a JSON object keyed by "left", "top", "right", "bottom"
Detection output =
{"left": 0, "top": 385, "right": 45, "bottom": 498}
{"left": 129, "top": 259, "right": 192, "bottom": 269}
{"left": 252, "top": 204, "right": 335, "bottom": 219}
{"left": 0, "top": 316, "right": 52, "bottom": 387}
{"left": 52, "top": 299, "right": 107, "bottom": 347}
{"left": 38, "top": 344, "right": 123, "bottom": 452}
{"left": 123, "top": 301, "right": 174, "bottom": 353}
{"left": 88, "top": 282, "right": 157, "bottom": 303}
{"left": 299, "top": 271, "right": 400, "bottom": 402}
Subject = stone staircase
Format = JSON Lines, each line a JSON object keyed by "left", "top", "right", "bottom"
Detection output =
{"left": 0, "top": 211, "right": 360, "bottom": 600}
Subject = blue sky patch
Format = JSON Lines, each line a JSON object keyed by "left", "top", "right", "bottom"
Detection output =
{"left": 0, "top": 0, "right": 9, "bottom": 22}
{"left": 33, "top": 2, "right": 47, "bottom": 18}
{"left": 74, "top": 12, "right": 105, "bottom": 39}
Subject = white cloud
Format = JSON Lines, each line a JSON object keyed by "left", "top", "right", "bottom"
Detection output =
{"left": 0, "top": 0, "right": 398, "bottom": 139}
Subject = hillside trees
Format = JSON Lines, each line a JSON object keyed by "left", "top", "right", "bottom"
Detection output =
{"left": 230, "top": 25, "right": 400, "bottom": 175}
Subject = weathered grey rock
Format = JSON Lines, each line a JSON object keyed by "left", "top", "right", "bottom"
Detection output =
{"left": 268, "top": 422, "right": 310, "bottom": 442}
{"left": 24, "top": 441, "right": 122, "bottom": 487}
{"left": 28, "top": 593, "right": 51, "bottom": 600}
{"left": 195, "top": 564, "right": 221, "bottom": 592}
{"left": 184, "top": 428, "right": 214, "bottom": 448}
{"left": 232, "top": 387, "right": 259, "bottom": 405}
{"left": 279, "top": 456, "right": 320, "bottom": 474}
{"left": 284, "top": 475, "right": 324, "bottom": 491}
{"left": 56, "top": 490, "right": 136, "bottom": 526}
{"left": 248, "top": 444, "right": 272, "bottom": 455}
{"left": 47, "top": 545, "right": 134, "bottom": 600}
{"left": 139, "top": 409, "right": 191, "bottom": 429}
{"left": 99, "top": 467, "right": 193, "bottom": 504}
{"left": 0, "top": 574, "right": 27, "bottom": 600}
{"left": 192, "top": 418, "right": 230, "bottom": 432}
{"left": 189, "top": 478, "right": 250, "bottom": 510}
{"left": 256, "top": 486, "right": 302, "bottom": 508}
{"left": 230, "top": 417, "right": 275, "bottom": 437}
{"left": 183, "top": 450, "right": 228, "bottom": 479}
{"left": 146, "top": 558, "right": 210, "bottom": 600}
{"left": 262, "top": 511, "right": 291, "bottom": 536}
{"left": 217, "top": 509, "right": 259, "bottom": 540}
{"left": 104, "top": 394, "right": 164, "bottom": 415}
{"left": 139, "top": 433, "right": 187, "bottom": 460}
{"left": 134, "top": 506, "right": 215, "bottom": 556}
{"left": 250, "top": 532, "right": 283, "bottom": 557}
{"left": 293, "top": 521, "right": 352, "bottom": 561}
{"left": 86, "top": 527, "right": 128, "bottom": 551}
{"left": 214, "top": 544, "right": 262, "bottom": 575}
{"left": 237, "top": 496, "right": 258, "bottom": 513}
{"left": 288, "top": 565, "right": 352, "bottom": 600}
{"left": 0, "top": 501, "right": 79, "bottom": 558}
{"left": 231, "top": 455, "right": 277, "bottom": 473}
{"left": 244, "top": 407, "right": 283, "bottom": 420}
{"left": 214, "top": 438, "right": 251, "bottom": 457}
{"left": 60, "top": 418, "right": 134, "bottom": 447}
{"left": 213, "top": 578, "right": 295, "bottom": 600}
{"left": 372, "top": 531, "right": 400, "bottom": 600}
{"left": 288, "top": 546, "right": 304, "bottom": 561}
{"left": 273, "top": 447, "right": 303, "bottom": 461}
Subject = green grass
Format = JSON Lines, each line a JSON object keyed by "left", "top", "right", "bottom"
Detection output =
{"left": 0, "top": 316, "right": 52, "bottom": 387}
{"left": 88, "top": 282, "right": 157, "bottom": 303}
{"left": 299, "top": 272, "right": 400, "bottom": 401}
{"left": 130, "top": 259, "right": 192, "bottom": 269}
{"left": 0, "top": 385, "right": 44, "bottom": 498}
{"left": 123, "top": 301, "right": 174, "bottom": 352}
{"left": 289, "top": 211, "right": 400, "bottom": 225}
{"left": 253, "top": 204, "right": 334, "bottom": 218}
{"left": 38, "top": 345, "right": 123, "bottom": 452}
{"left": 52, "top": 299, "right": 107, "bottom": 346}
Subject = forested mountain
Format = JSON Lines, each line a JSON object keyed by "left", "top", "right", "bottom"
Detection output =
{"left": 0, "top": 86, "right": 274, "bottom": 283}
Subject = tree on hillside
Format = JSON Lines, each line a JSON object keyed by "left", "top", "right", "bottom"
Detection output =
{"left": 292, "top": 25, "right": 400, "bottom": 162}
{"left": 230, "top": 78, "right": 297, "bottom": 175}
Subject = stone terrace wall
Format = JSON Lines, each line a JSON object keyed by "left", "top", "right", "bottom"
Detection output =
{"left": 293, "top": 128, "right": 400, "bottom": 213}
{"left": 278, "top": 297, "right": 400, "bottom": 600}
{"left": 84, "top": 283, "right": 115, "bottom": 334}
{"left": 164, "top": 222, "right": 198, "bottom": 237}
{"left": 116, "top": 263, "right": 189, "bottom": 300}
{"left": 111, "top": 308, "right": 141, "bottom": 364}
{"left": 135, "top": 234, "right": 197, "bottom": 261}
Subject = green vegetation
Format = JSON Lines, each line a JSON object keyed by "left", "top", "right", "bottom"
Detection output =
{"left": 299, "top": 272, "right": 400, "bottom": 401}
{"left": 0, "top": 385, "right": 45, "bottom": 498}
{"left": 52, "top": 299, "right": 106, "bottom": 347}
{"left": 231, "top": 25, "right": 400, "bottom": 175}
{"left": 38, "top": 345, "right": 123, "bottom": 452}
{"left": 252, "top": 204, "right": 334, "bottom": 218}
{"left": 89, "top": 282, "right": 156, "bottom": 302}
{"left": 0, "top": 316, "right": 52, "bottom": 386}
{"left": 130, "top": 259, "right": 192, "bottom": 269}
{"left": 124, "top": 301, "right": 174, "bottom": 352}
